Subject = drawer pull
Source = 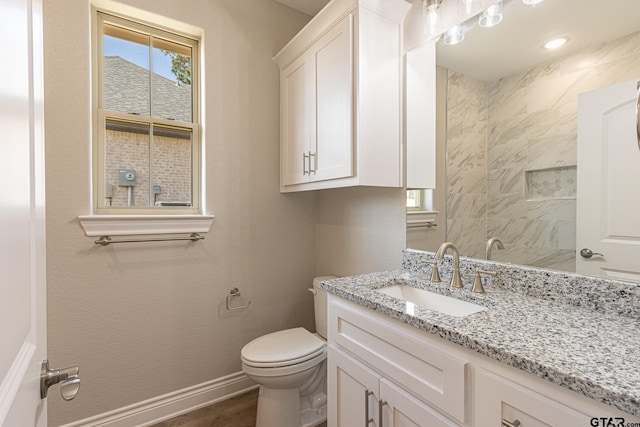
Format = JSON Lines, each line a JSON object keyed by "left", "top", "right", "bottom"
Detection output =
{"left": 502, "top": 419, "right": 521, "bottom": 427}
{"left": 379, "top": 399, "right": 387, "bottom": 427}
{"left": 365, "top": 390, "right": 374, "bottom": 426}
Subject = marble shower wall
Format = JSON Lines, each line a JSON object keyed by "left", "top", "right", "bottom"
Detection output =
{"left": 446, "top": 72, "right": 488, "bottom": 259}
{"left": 446, "top": 30, "right": 640, "bottom": 272}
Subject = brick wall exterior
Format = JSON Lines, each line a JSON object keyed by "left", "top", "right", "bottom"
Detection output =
{"left": 105, "top": 129, "right": 192, "bottom": 207}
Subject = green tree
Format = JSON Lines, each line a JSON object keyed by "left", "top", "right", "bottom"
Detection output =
{"left": 163, "top": 51, "right": 191, "bottom": 85}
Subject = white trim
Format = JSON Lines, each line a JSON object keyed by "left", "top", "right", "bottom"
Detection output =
{"left": 78, "top": 214, "right": 215, "bottom": 236}
{"left": 0, "top": 343, "right": 36, "bottom": 425}
{"left": 59, "top": 371, "right": 256, "bottom": 427}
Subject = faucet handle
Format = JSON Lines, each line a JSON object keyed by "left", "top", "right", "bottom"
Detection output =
{"left": 421, "top": 259, "right": 441, "bottom": 282}
{"left": 472, "top": 269, "right": 496, "bottom": 293}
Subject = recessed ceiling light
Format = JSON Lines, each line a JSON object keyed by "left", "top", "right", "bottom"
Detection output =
{"left": 522, "top": 0, "right": 544, "bottom": 5}
{"left": 544, "top": 38, "right": 568, "bottom": 49}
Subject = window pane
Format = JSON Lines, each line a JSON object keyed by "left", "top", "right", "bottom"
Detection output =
{"left": 152, "top": 126, "right": 192, "bottom": 207}
{"left": 103, "top": 24, "right": 150, "bottom": 115}
{"left": 104, "top": 119, "right": 150, "bottom": 207}
{"left": 151, "top": 38, "right": 192, "bottom": 122}
{"left": 407, "top": 190, "right": 421, "bottom": 208}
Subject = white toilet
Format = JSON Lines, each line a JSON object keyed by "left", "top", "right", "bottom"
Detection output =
{"left": 241, "top": 276, "right": 335, "bottom": 427}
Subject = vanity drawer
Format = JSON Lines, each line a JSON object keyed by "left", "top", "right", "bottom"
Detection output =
{"left": 475, "top": 368, "right": 592, "bottom": 426}
{"left": 328, "top": 296, "right": 468, "bottom": 423}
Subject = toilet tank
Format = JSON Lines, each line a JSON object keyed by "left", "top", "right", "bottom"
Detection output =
{"left": 312, "top": 276, "right": 336, "bottom": 340}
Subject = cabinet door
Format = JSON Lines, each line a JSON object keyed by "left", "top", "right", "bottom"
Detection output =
{"left": 380, "top": 379, "right": 458, "bottom": 427}
{"left": 311, "top": 14, "right": 353, "bottom": 183}
{"left": 281, "top": 53, "right": 311, "bottom": 186}
{"left": 475, "top": 369, "right": 592, "bottom": 426}
{"left": 328, "top": 345, "right": 381, "bottom": 427}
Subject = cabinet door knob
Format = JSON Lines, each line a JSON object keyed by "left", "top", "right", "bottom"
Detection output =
{"left": 501, "top": 419, "right": 521, "bottom": 427}
{"left": 303, "top": 152, "right": 309, "bottom": 175}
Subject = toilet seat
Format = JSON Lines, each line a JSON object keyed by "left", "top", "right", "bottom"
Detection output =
{"left": 241, "top": 327, "right": 326, "bottom": 368}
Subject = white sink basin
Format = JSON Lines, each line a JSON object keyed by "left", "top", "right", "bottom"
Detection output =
{"left": 376, "top": 285, "right": 487, "bottom": 317}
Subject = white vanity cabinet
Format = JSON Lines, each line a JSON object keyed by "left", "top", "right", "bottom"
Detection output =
{"left": 328, "top": 295, "right": 467, "bottom": 426}
{"left": 274, "top": 0, "right": 410, "bottom": 192}
{"left": 327, "top": 294, "right": 640, "bottom": 427}
{"left": 329, "top": 346, "right": 458, "bottom": 427}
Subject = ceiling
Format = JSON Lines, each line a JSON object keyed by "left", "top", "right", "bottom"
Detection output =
{"left": 272, "top": 0, "right": 330, "bottom": 16}
{"left": 436, "top": 0, "right": 640, "bottom": 81}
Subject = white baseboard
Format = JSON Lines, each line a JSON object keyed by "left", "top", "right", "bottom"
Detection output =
{"left": 60, "top": 371, "right": 257, "bottom": 427}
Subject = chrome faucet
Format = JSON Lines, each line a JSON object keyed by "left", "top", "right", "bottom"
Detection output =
{"left": 486, "top": 237, "right": 504, "bottom": 260}
{"left": 435, "top": 242, "right": 463, "bottom": 288}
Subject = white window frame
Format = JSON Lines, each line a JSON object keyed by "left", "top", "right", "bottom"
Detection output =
{"left": 92, "top": 10, "right": 201, "bottom": 215}
{"left": 406, "top": 189, "right": 434, "bottom": 212}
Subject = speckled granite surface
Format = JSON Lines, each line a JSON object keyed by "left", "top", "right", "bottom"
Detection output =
{"left": 320, "top": 249, "right": 640, "bottom": 417}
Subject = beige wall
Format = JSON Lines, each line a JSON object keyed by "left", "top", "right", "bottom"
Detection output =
{"left": 43, "top": 1, "right": 316, "bottom": 424}
{"left": 317, "top": 187, "right": 406, "bottom": 277}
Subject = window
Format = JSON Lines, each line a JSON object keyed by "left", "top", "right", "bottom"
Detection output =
{"left": 93, "top": 12, "right": 200, "bottom": 214}
{"left": 406, "top": 189, "right": 433, "bottom": 211}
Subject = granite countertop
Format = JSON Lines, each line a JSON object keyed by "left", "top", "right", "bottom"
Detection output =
{"left": 320, "top": 257, "right": 640, "bottom": 417}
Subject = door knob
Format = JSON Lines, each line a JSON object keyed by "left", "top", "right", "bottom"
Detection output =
{"left": 40, "top": 360, "right": 80, "bottom": 400}
{"left": 580, "top": 248, "right": 604, "bottom": 259}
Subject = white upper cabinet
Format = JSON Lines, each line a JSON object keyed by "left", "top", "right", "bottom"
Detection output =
{"left": 405, "top": 41, "right": 437, "bottom": 190}
{"left": 274, "top": 0, "right": 411, "bottom": 192}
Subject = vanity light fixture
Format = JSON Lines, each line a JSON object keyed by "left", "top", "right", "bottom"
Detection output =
{"left": 479, "top": 1, "right": 503, "bottom": 28}
{"left": 459, "top": 0, "right": 479, "bottom": 15}
{"left": 522, "top": 0, "right": 544, "bottom": 5}
{"left": 544, "top": 37, "right": 568, "bottom": 49}
{"left": 423, "top": 0, "right": 443, "bottom": 36}
{"left": 444, "top": 23, "right": 467, "bottom": 45}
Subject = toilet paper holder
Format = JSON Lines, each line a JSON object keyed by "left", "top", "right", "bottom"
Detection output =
{"left": 226, "top": 287, "right": 251, "bottom": 311}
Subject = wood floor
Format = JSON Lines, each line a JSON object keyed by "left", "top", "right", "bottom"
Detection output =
{"left": 150, "top": 389, "right": 327, "bottom": 427}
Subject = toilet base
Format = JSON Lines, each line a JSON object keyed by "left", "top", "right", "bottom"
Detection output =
{"left": 255, "top": 386, "right": 327, "bottom": 427}
{"left": 301, "top": 406, "right": 327, "bottom": 427}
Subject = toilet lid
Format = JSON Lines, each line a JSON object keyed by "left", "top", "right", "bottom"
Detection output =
{"left": 241, "top": 327, "right": 325, "bottom": 366}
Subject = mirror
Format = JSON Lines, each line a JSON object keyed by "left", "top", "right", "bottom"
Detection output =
{"left": 406, "top": 0, "right": 640, "bottom": 274}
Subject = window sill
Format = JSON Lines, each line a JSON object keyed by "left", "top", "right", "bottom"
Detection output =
{"left": 78, "top": 214, "right": 215, "bottom": 237}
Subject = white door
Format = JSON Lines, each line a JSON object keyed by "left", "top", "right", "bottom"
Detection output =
{"left": 0, "top": 0, "right": 48, "bottom": 425}
{"left": 576, "top": 79, "right": 640, "bottom": 281}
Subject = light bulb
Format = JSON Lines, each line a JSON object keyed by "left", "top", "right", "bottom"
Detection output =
{"left": 479, "top": 1, "right": 503, "bottom": 28}
{"left": 443, "top": 24, "right": 467, "bottom": 45}
{"left": 544, "top": 38, "right": 568, "bottom": 49}
{"left": 459, "top": 0, "right": 479, "bottom": 15}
